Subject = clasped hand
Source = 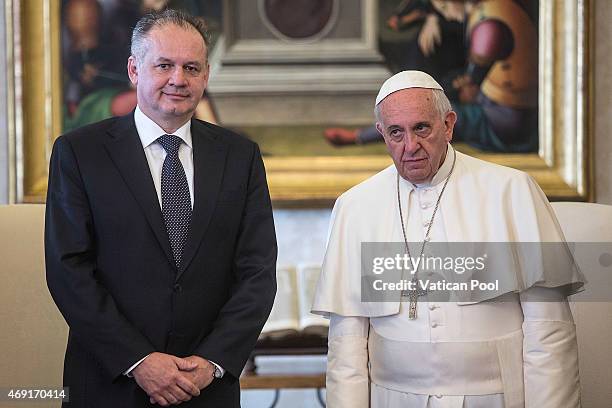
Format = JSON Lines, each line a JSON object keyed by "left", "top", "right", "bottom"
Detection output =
{"left": 132, "top": 352, "right": 214, "bottom": 406}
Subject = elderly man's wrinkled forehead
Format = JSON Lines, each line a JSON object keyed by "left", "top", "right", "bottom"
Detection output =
{"left": 375, "top": 88, "right": 446, "bottom": 122}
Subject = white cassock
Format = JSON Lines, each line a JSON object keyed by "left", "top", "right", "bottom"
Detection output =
{"left": 312, "top": 145, "right": 584, "bottom": 408}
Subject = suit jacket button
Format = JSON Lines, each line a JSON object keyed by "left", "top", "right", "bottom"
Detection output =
{"left": 173, "top": 283, "right": 182, "bottom": 293}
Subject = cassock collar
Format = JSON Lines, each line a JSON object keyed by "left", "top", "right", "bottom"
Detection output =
{"left": 134, "top": 105, "right": 193, "bottom": 149}
{"left": 398, "top": 143, "right": 454, "bottom": 191}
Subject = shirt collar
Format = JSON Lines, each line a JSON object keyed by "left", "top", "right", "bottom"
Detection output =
{"left": 134, "top": 105, "right": 192, "bottom": 149}
{"left": 400, "top": 143, "right": 455, "bottom": 191}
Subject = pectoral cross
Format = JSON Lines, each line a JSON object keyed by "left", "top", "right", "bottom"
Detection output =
{"left": 403, "top": 279, "right": 428, "bottom": 319}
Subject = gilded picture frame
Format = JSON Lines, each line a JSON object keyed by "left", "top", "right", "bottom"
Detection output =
{"left": 7, "top": 0, "right": 592, "bottom": 205}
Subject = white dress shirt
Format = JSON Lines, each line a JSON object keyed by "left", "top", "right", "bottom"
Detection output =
{"left": 135, "top": 105, "right": 194, "bottom": 208}
{"left": 124, "top": 106, "right": 224, "bottom": 378}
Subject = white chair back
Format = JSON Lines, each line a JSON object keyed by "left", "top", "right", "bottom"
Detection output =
{"left": 551, "top": 202, "right": 612, "bottom": 408}
{"left": 0, "top": 205, "right": 67, "bottom": 408}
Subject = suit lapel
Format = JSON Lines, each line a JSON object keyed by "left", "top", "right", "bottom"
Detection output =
{"left": 104, "top": 114, "right": 175, "bottom": 267}
{"left": 177, "top": 119, "right": 228, "bottom": 280}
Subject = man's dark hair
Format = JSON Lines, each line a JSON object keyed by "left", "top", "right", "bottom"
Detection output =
{"left": 131, "top": 9, "right": 209, "bottom": 63}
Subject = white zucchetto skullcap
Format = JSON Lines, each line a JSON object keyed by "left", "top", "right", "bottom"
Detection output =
{"left": 375, "top": 70, "right": 443, "bottom": 106}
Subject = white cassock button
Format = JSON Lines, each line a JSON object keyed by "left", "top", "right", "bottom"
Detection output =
{"left": 435, "top": 394, "right": 442, "bottom": 399}
{"left": 421, "top": 203, "right": 431, "bottom": 209}
{"left": 423, "top": 220, "right": 431, "bottom": 227}
{"left": 424, "top": 237, "right": 431, "bottom": 242}
{"left": 429, "top": 304, "right": 437, "bottom": 310}
{"left": 431, "top": 322, "right": 438, "bottom": 328}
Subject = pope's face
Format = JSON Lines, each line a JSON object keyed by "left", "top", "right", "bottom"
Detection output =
{"left": 127, "top": 24, "right": 209, "bottom": 131}
{"left": 376, "top": 88, "right": 456, "bottom": 184}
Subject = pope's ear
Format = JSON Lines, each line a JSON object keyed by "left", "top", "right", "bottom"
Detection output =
{"left": 444, "top": 111, "right": 457, "bottom": 138}
{"left": 127, "top": 56, "right": 138, "bottom": 86}
{"left": 375, "top": 122, "right": 384, "bottom": 137}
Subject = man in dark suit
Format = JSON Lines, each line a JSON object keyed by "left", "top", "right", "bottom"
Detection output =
{"left": 45, "top": 9, "right": 277, "bottom": 407}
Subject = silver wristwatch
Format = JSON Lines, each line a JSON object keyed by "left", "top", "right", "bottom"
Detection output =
{"left": 212, "top": 365, "right": 223, "bottom": 379}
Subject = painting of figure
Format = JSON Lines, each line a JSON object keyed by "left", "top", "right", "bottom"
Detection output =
{"left": 61, "top": 0, "right": 539, "bottom": 155}
{"left": 18, "top": 0, "right": 588, "bottom": 202}
{"left": 326, "top": 0, "right": 539, "bottom": 153}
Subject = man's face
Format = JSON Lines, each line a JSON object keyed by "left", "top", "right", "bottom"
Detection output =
{"left": 127, "top": 24, "right": 209, "bottom": 130}
{"left": 376, "top": 88, "right": 456, "bottom": 184}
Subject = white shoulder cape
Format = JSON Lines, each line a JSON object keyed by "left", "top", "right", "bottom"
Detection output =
{"left": 312, "top": 150, "right": 585, "bottom": 317}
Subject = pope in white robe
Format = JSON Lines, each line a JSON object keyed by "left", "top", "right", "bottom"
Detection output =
{"left": 312, "top": 71, "right": 584, "bottom": 408}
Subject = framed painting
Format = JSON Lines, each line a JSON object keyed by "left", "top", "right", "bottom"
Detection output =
{"left": 7, "top": 0, "right": 592, "bottom": 205}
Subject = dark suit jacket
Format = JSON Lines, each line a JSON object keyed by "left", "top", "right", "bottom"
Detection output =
{"left": 45, "top": 113, "right": 277, "bottom": 407}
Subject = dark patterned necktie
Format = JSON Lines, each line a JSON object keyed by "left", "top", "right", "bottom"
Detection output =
{"left": 157, "top": 134, "right": 192, "bottom": 269}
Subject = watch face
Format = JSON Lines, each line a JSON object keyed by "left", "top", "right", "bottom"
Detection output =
{"left": 260, "top": 0, "right": 338, "bottom": 41}
{"left": 214, "top": 367, "right": 222, "bottom": 378}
